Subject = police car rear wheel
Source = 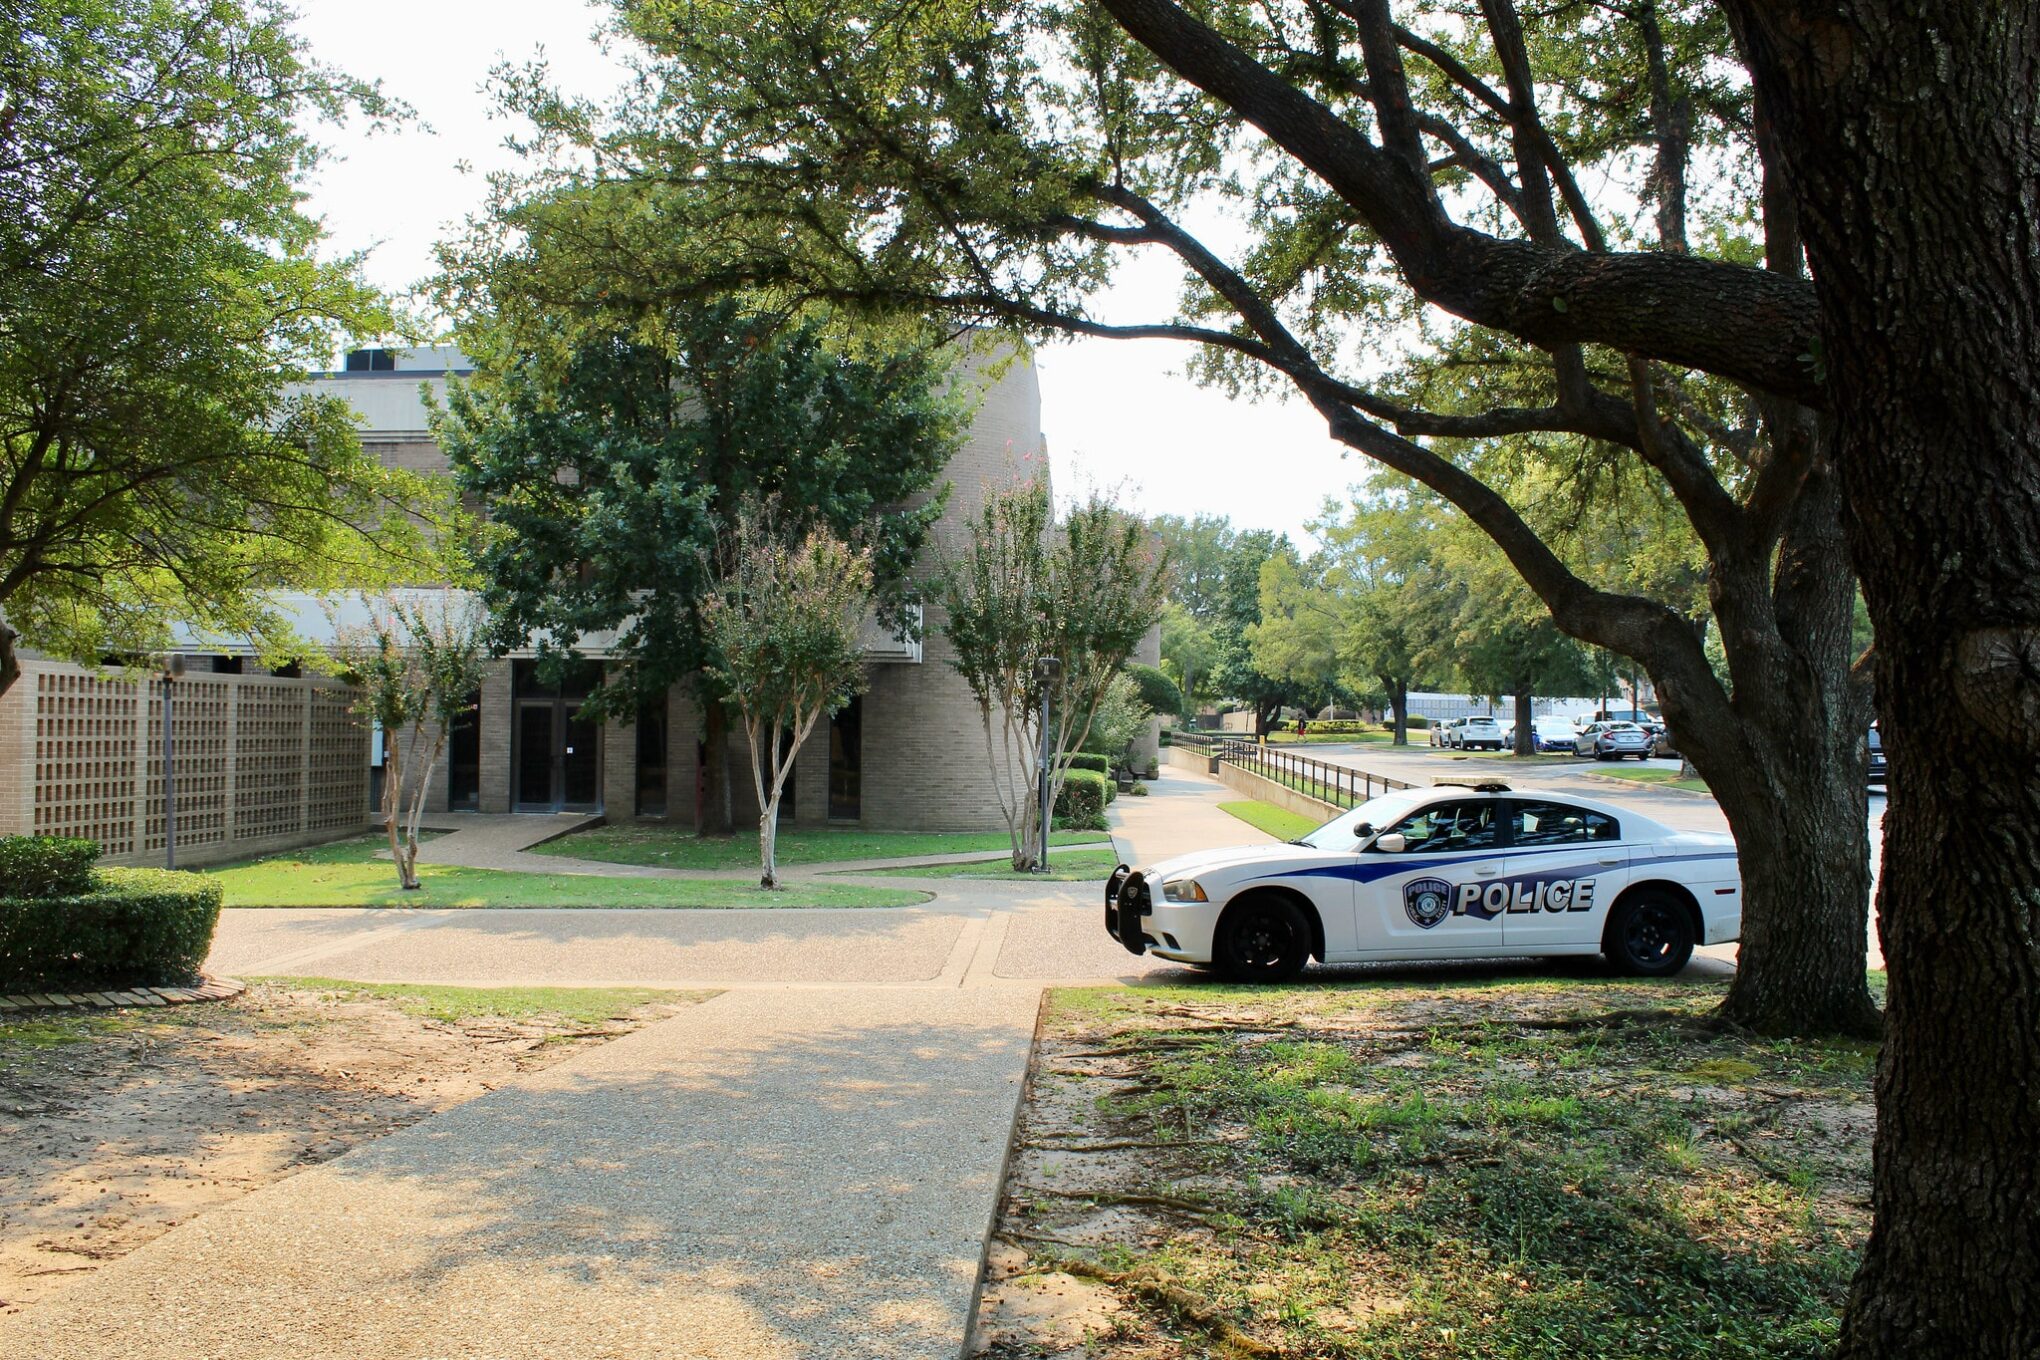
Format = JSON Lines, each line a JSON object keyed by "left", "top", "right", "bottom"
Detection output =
{"left": 1607, "top": 891, "right": 1695, "bottom": 977}
{"left": 1215, "top": 897, "right": 1310, "bottom": 983}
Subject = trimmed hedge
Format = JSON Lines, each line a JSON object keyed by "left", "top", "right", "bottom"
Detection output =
{"left": 1064, "top": 752, "right": 1112, "bottom": 776}
{"left": 0, "top": 835, "right": 99, "bottom": 899}
{"left": 1123, "top": 663, "right": 1184, "bottom": 720}
{"left": 1054, "top": 769, "right": 1112, "bottom": 830}
{"left": 0, "top": 867, "right": 224, "bottom": 991}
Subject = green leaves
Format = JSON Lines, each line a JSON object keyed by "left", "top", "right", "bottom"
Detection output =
{"left": 0, "top": 0, "right": 428, "bottom": 685}
{"left": 435, "top": 301, "right": 962, "bottom": 719}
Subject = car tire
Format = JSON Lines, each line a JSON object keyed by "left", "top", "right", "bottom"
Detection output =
{"left": 1214, "top": 895, "right": 1312, "bottom": 983}
{"left": 1605, "top": 891, "right": 1696, "bottom": 977}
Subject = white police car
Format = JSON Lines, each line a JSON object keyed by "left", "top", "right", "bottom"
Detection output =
{"left": 1105, "top": 782, "right": 1740, "bottom": 981}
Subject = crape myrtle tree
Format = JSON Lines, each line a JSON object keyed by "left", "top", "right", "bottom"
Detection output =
{"left": 336, "top": 594, "right": 490, "bottom": 891}
{"left": 432, "top": 299, "right": 965, "bottom": 834}
{"left": 492, "top": 3, "right": 2040, "bottom": 1343}
{"left": 699, "top": 504, "right": 874, "bottom": 888}
{"left": 938, "top": 479, "right": 1169, "bottom": 870}
{"left": 0, "top": 0, "right": 435, "bottom": 697}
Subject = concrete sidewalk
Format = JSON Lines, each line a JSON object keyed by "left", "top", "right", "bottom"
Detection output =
{"left": 0, "top": 987, "right": 1038, "bottom": 1360}
{"left": 1109, "top": 765, "right": 1276, "bottom": 866}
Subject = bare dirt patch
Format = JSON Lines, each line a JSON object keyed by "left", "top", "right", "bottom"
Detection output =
{"left": 974, "top": 976, "right": 1875, "bottom": 1359}
{"left": 0, "top": 980, "right": 703, "bottom": 1314}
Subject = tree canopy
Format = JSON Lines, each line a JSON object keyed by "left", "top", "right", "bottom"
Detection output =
{"left": 434, "top": 301, "right": 967, "bottom": 723}
{"left": 0, "top": 0, "right": 435, "bottom": 694}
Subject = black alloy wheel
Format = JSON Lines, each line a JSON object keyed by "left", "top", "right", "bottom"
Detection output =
{"left": 1215, "top": 896, "right": 1311, "bottom": 983}
{"left": 1607, "top": 892, "right": 1696, "bottom": 977}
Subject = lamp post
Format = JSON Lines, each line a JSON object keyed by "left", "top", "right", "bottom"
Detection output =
{"left": 159, "top": 655, "right": 186, "bottom": 870}
{"left": 1033, "top": 655, "right": 1061, "bottom": 873}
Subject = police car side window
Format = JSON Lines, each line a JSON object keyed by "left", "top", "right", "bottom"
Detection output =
{"left": 1386, "top": 800, "right": 1498, "bottom": 853}
{"left": 1510, "top": 801, "right": 1620, "bottom": 846}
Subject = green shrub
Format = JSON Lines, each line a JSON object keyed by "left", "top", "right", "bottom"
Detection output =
{"left": 1129, "top": 782, "right": 1150, "bottom": 796}
{"left": 1123, "top": 663, "right": 1184, "bottom": 720}
{"left": 1054, "top": 770, "right": 1112, "bottom": 830}
{"left": 1064, "top": 752, "right": 1111, "bottom": 776}
{"left": 0, "top": 835, "right": 100, "bottom": 899}
{"left": 0, "top": 868, "right": 224, "bottom": 991}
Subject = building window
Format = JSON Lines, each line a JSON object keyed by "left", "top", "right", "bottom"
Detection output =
{"left": 636, "top": 697, "right": 668, "bottom": 818}
{"left": 447, "top": 691, "right": 481, "bottom": 811}
{"left": 829, "top": 696, "right": 861, "bottom": 822}
{"left": 344, "top": 347, "right": 397, "bottom": 372}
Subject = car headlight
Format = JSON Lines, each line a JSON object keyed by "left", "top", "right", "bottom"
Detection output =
{"left": 1161, "top": 878, "right": 1208, "bottom": 903}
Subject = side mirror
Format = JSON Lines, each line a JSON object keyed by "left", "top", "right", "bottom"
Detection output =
{"left": 1352, "top": 822, "right": 1374, "bottom": 839}
{"left": 1374, "top": 832, "right": 1407, "bottom": 853}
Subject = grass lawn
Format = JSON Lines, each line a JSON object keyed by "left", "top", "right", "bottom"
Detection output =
{"left": 1266, "top": 729, "right": 1397, "bottom": 745}
{"left": 271, "top": 977, "right": 714, "bottom": 1025}
{"left": 530, "top": 822, "right": 1108, "bottom": 870}
{"left": 984, "top": 976, "right": 1874, "bottom": 1359}
{"left": 852, "top": 846, "right": 1122, "bottom": 882}
{"left": 1217, "top": 799, "right": 1323, "bottom": 841}
{"left": 204, "top": 836, "right": 928, "bottom": 909}
{"left": 1592, "top": 763, "right": 1712, "bottom": 794}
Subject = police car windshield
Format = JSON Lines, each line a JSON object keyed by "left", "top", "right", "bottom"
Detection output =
{"left": 1297, "top": 792, "right": 1426, "bottom": 849}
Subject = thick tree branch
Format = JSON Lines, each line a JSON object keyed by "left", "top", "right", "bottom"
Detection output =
{"left": 1096, "top": 0, "right": 1822, "bottom": 403}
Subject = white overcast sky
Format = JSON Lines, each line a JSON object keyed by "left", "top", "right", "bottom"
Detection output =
{"left": 291, "top": 1, "right": 1353, "bottom": 544}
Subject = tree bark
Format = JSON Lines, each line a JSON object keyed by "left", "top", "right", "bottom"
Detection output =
{"left": 1718, "top": 6, "right": 2040, "bottom": 1354}
{"left": 1385, "top": 677, "right": 1408, "bottom": 745}
{"left": 0, "top": 617, "right": 18, "bottom": 703}
{"left": 1512, "top": 689, "right": 1533, "bottom": 757}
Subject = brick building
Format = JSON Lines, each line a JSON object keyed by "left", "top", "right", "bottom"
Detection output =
{"left": 301, "top": 339, "right": 1060, "bottom": 832}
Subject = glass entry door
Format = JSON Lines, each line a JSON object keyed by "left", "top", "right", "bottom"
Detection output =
{"left": 511, "top": 660, "right": 604, "bottom": 813}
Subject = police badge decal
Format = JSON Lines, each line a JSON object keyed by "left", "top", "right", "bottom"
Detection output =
{"left": 1404, "top": 877, "right": 1455, "bottom": 930}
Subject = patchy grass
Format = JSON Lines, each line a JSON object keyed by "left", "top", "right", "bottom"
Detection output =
{"left": 1591, "top": 764, "right": 1712, "bottom": 794}
{"left": 531, "top": 822, "right": 1107, "bottom": 870}
{"left": 1267, "top": 729, "right": 1397, "bottom": 745}
{"left": 1218, "top": 799, "right": 1323, "bottom": 842}
{"left": 270, "top": 978, "right": 714, "bottom": 1026}
{"left": 978, "top": 976, "right": 1874, "bottom": 1360}
{"left": 855, "top": 847, "right": 1122, "bottom": 882}
{"left": 204, "top": 836, "right": 928, "bottom": 909}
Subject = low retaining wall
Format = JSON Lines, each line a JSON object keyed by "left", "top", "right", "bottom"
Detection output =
{"left": 1166, "top": 743, "right": 1218, "bottom": 776}
{"left": 1213, "top": 760, "right": 1343, "bottom": 824}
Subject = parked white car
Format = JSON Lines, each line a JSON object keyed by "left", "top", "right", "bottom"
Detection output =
{"left": 1455, "top": 716, "right": 1505, "bottom": 751}
{"left": 1106, "top": 783, "right": 1740, "bottom": 981}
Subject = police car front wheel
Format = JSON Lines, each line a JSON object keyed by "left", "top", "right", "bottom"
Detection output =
{"left": 1214, "top": 896, "right": 1312, "bottom": 983}
{"left": 1605, "top": 890, "right": 1696, "bottom": 977}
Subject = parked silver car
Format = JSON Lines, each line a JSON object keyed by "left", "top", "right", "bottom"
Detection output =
{"left": 1576, "top": 721, "right": 1652, "bottom": 760}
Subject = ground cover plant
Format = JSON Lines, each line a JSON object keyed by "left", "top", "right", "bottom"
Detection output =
{"left": 1217, "top": 800, "right": 1319, "bottom": 842}
{"left": 0, "top": 980, "right": 706, "bottom": 1311}
{"left": 204, "top": 837, "right": 927, "bottom": 909}
{"left": 850, "top": 847, "right": 1121, "bottom": 883}
{"left": 1591, "top": 766, "right": 1712, "bottom": 795}
{"left": 533, "top": 823, "right": 1108, "bottom": 871}
{"left": 975, "top": 976, "right": 1875, "bottom": 1359}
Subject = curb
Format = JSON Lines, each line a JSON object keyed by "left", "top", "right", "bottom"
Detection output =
{"left": 0, "top": 974, "right": 247, "bottom": 1014}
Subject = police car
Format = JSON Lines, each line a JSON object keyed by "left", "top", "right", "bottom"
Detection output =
{"left": 1105, "top": 782, "right": 1739, "bottom": 981}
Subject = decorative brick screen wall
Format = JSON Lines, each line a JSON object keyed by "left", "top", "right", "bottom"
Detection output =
{"left": 0, "top": 658, "right": 371, "bottom": 868}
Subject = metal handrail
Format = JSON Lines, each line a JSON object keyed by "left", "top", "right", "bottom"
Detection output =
{"left": 1216, "top": 737, "right": 1412, "bottom": 808}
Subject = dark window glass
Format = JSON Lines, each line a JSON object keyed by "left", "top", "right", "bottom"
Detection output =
{"left": 636, "top": 698, "right": 668, "bottom": 817}
{"left": 1508, "top": 801, "right": 1619, "bottom": 846}
{"left": 447, "top": 691, "right": 481, "bottom": 811}
{"left": 1384, "top": 800, "right": 1498, "bottom": 853}
{"left": 344, "top": 347, "right": 396, "bottom": 372}
{"left": 828, "top": 696, "right": 862, "bottom": 822}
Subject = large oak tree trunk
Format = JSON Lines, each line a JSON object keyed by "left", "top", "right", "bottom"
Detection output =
{"left": 1385, "top": 677, "right": 1409, "bottom": 745}
{"left": 1726, "top": 6, "right": 2040, "bottom": 1353}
